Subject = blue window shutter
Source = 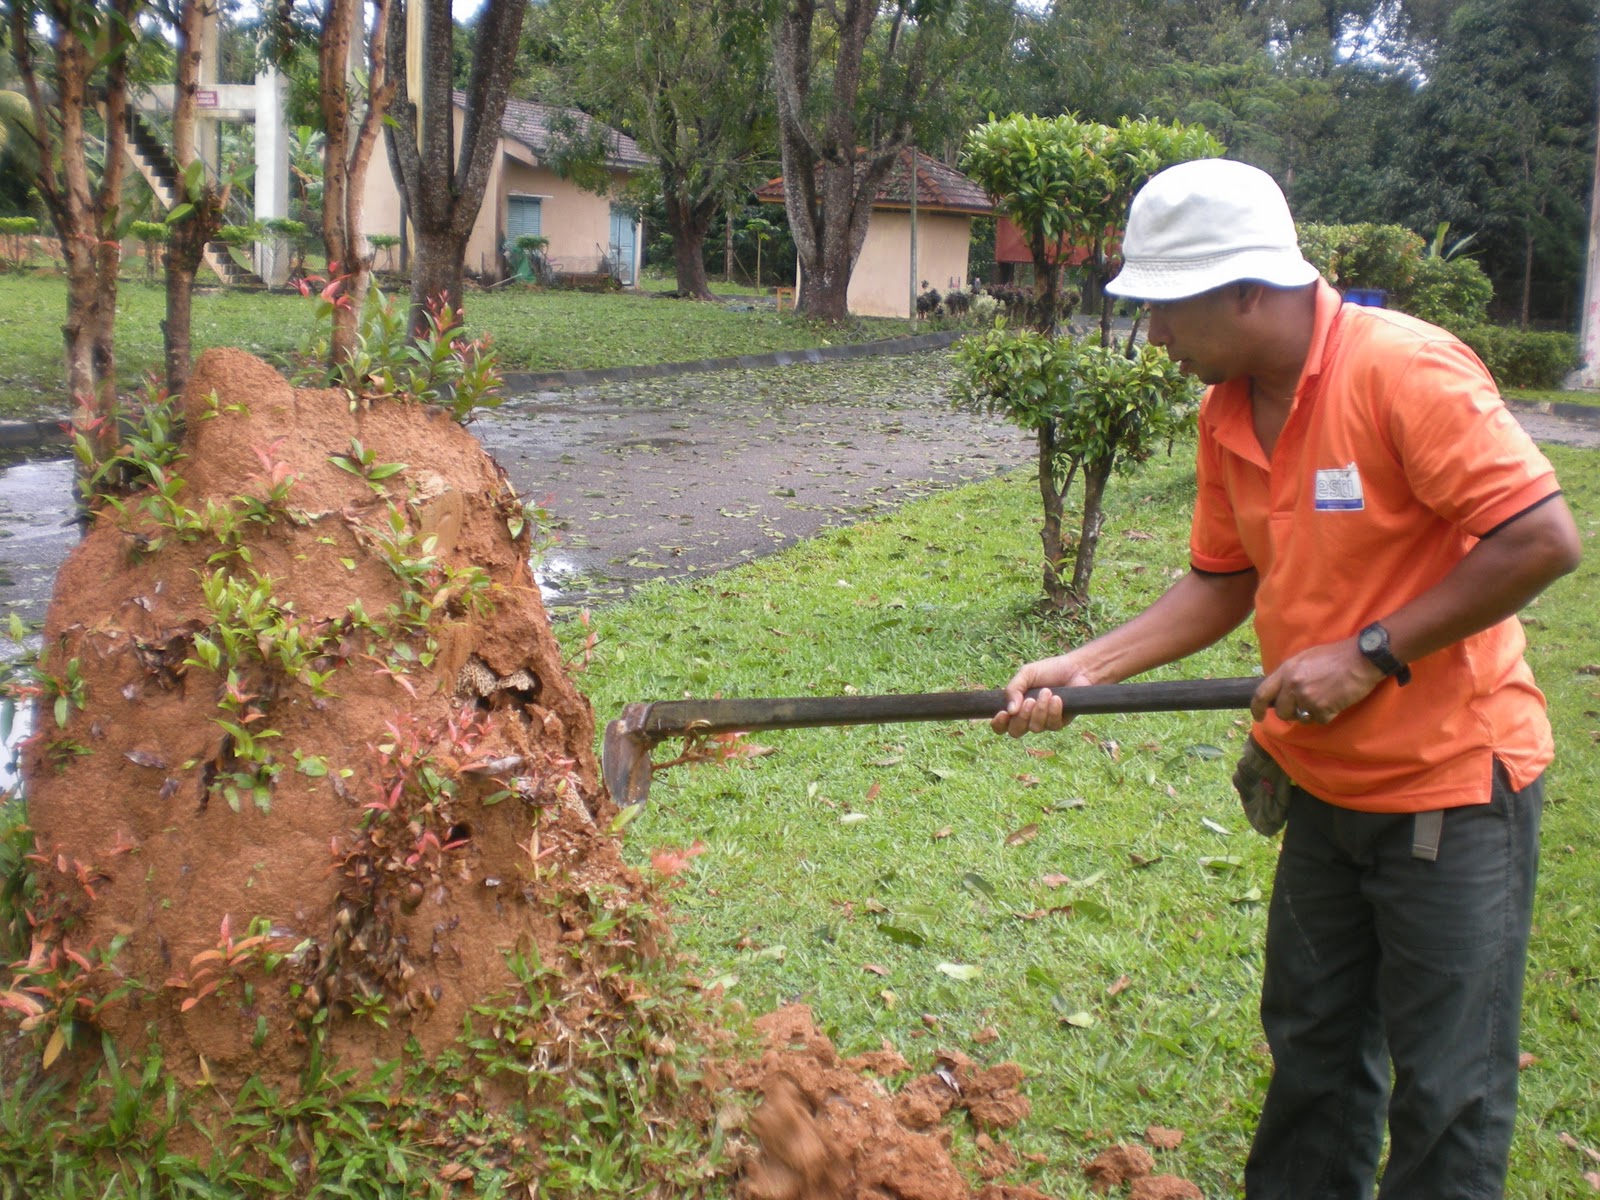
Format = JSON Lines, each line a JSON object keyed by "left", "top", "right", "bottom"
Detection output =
{"left": 507, "top": 196, "right": 542, "bottom": 241}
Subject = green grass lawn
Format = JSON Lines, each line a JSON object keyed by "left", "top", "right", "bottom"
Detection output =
{"left": 0, "top": 271, "right": 901, "bottom": 420}
{"left": 560, "top": 443, "right": 1600, "bottom": 1199}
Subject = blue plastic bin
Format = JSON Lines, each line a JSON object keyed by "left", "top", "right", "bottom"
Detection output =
{"left": 1345, "top": 288, "right": 1388, "bottom": 307}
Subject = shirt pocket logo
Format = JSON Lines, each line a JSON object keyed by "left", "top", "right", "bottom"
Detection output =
{"left": 1314, "top": 463, "right": 1365, "bottom": 511}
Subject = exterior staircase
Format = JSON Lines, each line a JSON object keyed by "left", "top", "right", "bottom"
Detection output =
{"left": 123, "top": 109, "right": 263, "bottom": 287}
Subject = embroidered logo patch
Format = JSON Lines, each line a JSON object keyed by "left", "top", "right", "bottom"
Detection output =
{"left": 1314, "top": 463, "right": 1364, "bottom": 511}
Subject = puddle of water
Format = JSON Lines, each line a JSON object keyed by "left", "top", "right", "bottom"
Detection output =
{"left": 1, "top": 698, "right": 30, "bottom": 796}
{"left": 535, "top": 551, "right": 583, "bottom": 603}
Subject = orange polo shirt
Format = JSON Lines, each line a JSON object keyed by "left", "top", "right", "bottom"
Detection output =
{"left": 1191, "top": 280, "right": 1559, "bottom": 812}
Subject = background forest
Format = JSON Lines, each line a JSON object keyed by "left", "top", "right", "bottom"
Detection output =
{"left": 521, "top": 0, "right": 1596, "bottom": 328}
{"left": 1, "top": 0, "right": 1595, "bottom": 331}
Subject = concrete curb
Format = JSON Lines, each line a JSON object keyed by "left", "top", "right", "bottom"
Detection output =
{"left": 498, "top": 329, "right": 965, "bottom": 393}
{"left": 1505, "top": 397, "right": 1600, "bottom": 427}
{"left": 0, "top": 416, "right": 69, "bottom": 453}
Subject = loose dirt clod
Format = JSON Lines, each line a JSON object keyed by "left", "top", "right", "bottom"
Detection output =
{"left": 731, "top": 1005, "right": 1045, "bottom": 1199}
{"left": 1084, "top": 1143, "right": 1156, "bottom": 1192}
{"left": 1128, "top": 1175, "right": 1203, "bottom": 1199}
{"left": 1144, "top": 1126, "right": 1185, "bottom": 1150}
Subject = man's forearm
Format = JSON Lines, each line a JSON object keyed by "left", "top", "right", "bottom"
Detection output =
{"left": 1075, "top": 568, "right": 1258, "bottom": 682}
{"left": 1383, "top": 497, "right": 1581, "bottom": 667}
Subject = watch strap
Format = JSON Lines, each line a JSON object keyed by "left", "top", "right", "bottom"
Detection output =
{"left": 1359, "top": 622, "right": 1412, "bottom": 686}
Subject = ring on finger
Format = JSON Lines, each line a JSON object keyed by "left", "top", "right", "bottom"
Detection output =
{"left": 1295, "top": 707, "right": 1312, "bottom": 722}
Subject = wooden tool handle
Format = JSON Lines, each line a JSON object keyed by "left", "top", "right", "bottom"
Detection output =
{"left": 632, "top": 676, "right": 1260, "bottom": 738}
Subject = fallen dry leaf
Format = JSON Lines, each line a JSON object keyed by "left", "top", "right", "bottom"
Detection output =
{"left": 1559, "top": 1131, "right": 1600, "bottom": 1163}
{"left": 1025, "top": 747, "right": 1056, "bottom": 759}
{"left": 865, "top": 781, "right": 882, "bottom": 802}
{"left": 1042, "top": 873, "right": 1070, "bottom": 888}
{"left": 972, "top": 1026, "right": 999, "bottom": 1044}
{"left": 862, "top": 963, "right": 889, "bottom": 976}
{"left": 1107, "top": 974, "right": 1131, "bottom": 997}
{"left": 1585, "top": 1172, "right": 1600, "bottom": 1192}
{"left": 1005, "top": 823, "right": 1040, "bottom": 847}
{"left": 933, "top": 825, "right": 953, "bottom": 840}
{"left": 1015, "top": 905, "right": 1075, "bottom": 921}
{"left": 1519, "top": 1051, "right": 1538, "bottom": 1070}
{"left": 1014, "top": 773, "right": 1041, "bottom": 787}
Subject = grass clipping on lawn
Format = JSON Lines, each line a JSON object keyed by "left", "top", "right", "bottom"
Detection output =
{"left": 5, "top": 348, "right": 1048, "bottom": 1197}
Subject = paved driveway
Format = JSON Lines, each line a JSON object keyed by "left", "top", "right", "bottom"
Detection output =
{"left": 0, "top": 352, "right": 1030, "bottom": 633}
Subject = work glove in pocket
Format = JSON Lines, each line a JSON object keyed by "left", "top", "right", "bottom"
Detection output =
{"left": 1232, "top": 735, "right": 1292, "bottom": 837}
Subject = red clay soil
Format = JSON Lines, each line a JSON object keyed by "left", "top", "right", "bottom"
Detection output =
{"left": 23, "top": 348, "right": 620, "bottom": 1086}
{"left": 13, "top": 348, "right": 1062, "bottom": 1194}
{"left": 729, "top": 1004, "right": 1047, "bottom": 1200}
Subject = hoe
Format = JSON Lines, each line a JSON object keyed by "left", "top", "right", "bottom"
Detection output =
{"left": 602, "top": 676, "right": 1260, "bottom": 809}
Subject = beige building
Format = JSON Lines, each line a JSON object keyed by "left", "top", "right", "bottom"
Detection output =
{"left": 757, "top": 150, "right": 993, "bottom": 318}
{"left": 361, "top": 96, "right": 651, "bottom": 285}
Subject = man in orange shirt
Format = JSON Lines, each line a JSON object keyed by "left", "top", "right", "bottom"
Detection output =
{"left": 994, "top": 159, "right": 1581, "bottom": 1199}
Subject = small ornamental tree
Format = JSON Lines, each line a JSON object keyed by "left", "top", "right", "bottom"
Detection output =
{"left": 955, "top": 114, "right": 1218, "bottom": 611}
{"left": 130, "top": 219, "right": 168, "bottom": 282}
{"left": 956, "top": 329, "right": 1200, "bottom": 611}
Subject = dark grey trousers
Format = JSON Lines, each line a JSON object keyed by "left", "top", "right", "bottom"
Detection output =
{"left": 1244, "top": 762, "right": 1543, "bottom": 1200}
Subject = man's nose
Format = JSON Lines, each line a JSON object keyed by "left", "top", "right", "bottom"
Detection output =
{"left": 1145, "top": 310, "right": 1170, "bottom": 345}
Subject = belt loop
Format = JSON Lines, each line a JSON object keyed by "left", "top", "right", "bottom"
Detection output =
{"left": 1412, "top": 809, "right": 1443, "bottom": 861}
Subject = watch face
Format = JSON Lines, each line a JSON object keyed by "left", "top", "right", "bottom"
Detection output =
{"left": 1359, "top": 627, "right": 1383, "bottom": 653}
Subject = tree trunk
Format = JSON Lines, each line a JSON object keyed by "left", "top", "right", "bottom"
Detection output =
{"left": 1068, "top": 457, "right": 1115, "bottom": 610}
{"left": 163, "top": 0, "right": 227, "bottom": 396}
{"left": 411, "top": 227, "right": 470, "bottom": 323}
{"left": 386, "top": 0, "right": 526, "bottom": 340}
{"left": 12, "top": 0, "right": 138, "bottom": 463}
{"left": 63, "top": 256, "right": 117, "bottom": 457}
{"left": 320, "top": 0, "right": 396, "bottom": 364}
{"left": 1520, "top": 228, "right": 1534, "bottom": 331}
{"left": 771, "top": 0, "right": 924, "bottom": 324}
{"left": 672, "top": 228, "right": 712, "bottom": 298}
{"left": 664, "top": 188, "right": 715, "bottom": 299}
{"left": 1026, "top": 229, "right": 1062, "bottom": 335}
{"left": 162, "top": 261, "right": 199, "bottom": 394}
{"left": 1037, "top": 424, "right": 1071, "bottom": 611}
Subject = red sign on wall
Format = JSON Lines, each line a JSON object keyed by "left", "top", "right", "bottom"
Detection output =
{"left": 196, "top": 89, "right": 219, "bottom": 108}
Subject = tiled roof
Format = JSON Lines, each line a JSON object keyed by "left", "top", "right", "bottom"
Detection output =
{"left": 456, "top": 92, "right": 652, "bottom": 171}
{"left": 756, "top": 148, "right": 993, "bottom": 216}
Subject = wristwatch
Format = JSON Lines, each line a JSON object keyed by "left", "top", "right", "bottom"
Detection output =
{"left": 1358, "top": 622, "right": 1411, "bottom": 686}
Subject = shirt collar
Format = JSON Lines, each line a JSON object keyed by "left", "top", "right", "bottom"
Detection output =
{"left": 1202, "top": 279, "right": 1345, "bottom": 468}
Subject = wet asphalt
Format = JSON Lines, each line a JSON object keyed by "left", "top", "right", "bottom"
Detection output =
{"left": 0, "top": 352, "right": 1029, "bottom": 634}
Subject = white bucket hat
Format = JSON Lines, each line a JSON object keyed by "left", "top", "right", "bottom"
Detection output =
{"left": 1105, "top": 159, "right": 1320, "bottom": 302}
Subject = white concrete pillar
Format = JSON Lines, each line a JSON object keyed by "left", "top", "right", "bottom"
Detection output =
{"left": 198, "top": 3, "right": 222, "bottom": 180}
{"left": 254, "top": 63, "right": 291, "bottom": 286}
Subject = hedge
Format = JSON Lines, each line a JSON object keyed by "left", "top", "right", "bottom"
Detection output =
{"left": 1457, "top": 326, "right": 1578, "bottom": 390}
